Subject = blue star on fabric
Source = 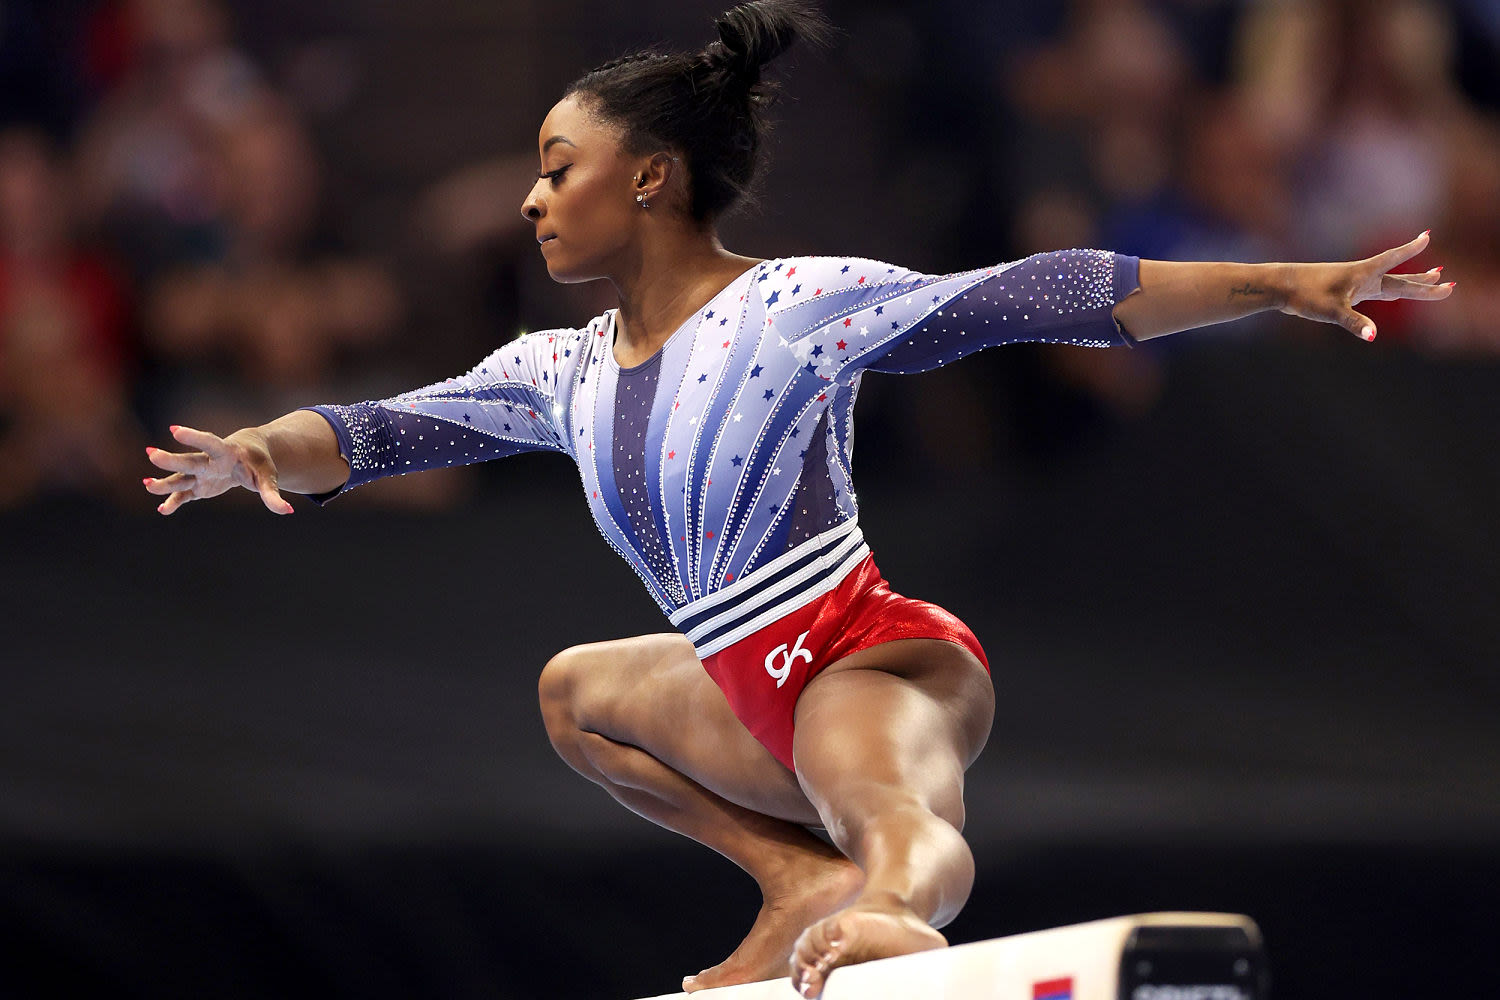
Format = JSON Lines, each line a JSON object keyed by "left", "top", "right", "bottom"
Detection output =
{"left": 891, "top": 321, "right": 899, "bottom": 330}
{"left": 750, "top": 365, "right": 764, "bottom": 377}
{"left": 931, "top": 296, "right": 940, "bottom": 304}
{"left": 762, "top": 389, "right": 774, "bottom": 400}
{"left": 705, "top": 310, "right": 715, "bottom": 319}
{"left": 563, "top": 349, "right": 571, "bottom": 357}
{"left": 732, "top": 455, "right": 743, "bottom": 467}
{"left": 463, "top": 413, "right": 472, "bottom": 422}
{"left": 698, "top": 373, "right": 708, "bottom": 383}
{"left": 774, "top": 262, "right": 783, "bottom": 271}
{"left": 790, "top": 428, "right": 800, "bottom": 438}
{"left": 874, "top": 305, "right": 884, "bottom": 315}
{"left": 792, "top": 284, "right": 801, "bottom": 295}
{"left": 799, "top": 449, "right": 807, "bottom": 458}
{"left": 503, "top": 423, "right": 512, "bottom": 431}
{"left": 758, "top": 272, "right": 768, "bottom": 282}
{"left": 720, "top": 317, "right": 728, "bottom": 326}
{"left": 766, "top": 290, "right": 780, "bottom": 306}
{"left": 841, "top": 265, "right": 850, "bottom": 274}
{"left": 810, "top": 344, "right": 824, "bottom": 357}
{"left": 514, "top": 356, "right": 521, "bottom": 365}
{"left": 804, "top": 361, "right": 817, "bottom": 374}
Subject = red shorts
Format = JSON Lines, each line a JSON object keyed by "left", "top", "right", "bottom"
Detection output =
{"left": 698, "top": 552, "right": 989, "bottom": 770}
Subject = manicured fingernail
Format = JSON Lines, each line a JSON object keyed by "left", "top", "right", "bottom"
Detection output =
{"left": 1434, "top": 265, "right": 1443, "bottom": 273}
{"left": 169, "top": 425, "right": 180, "bottom": 432}
{"left": 145, "top": 446, "right": 156, "bottom": 455}
{"left": 1443, "top": 281, "right": 1456, "bottom": 288}
{"left": 1361, "top": 327, "right": 1376, "bottom": 341}
{"left": 157, "top": 503, "right": 167, "bottom": 513}
{"left": 1421, "top": 230, "right": 1431, "bottom": 238}
{"left": 143, "top": 478, "right": 153, "bottom": 485}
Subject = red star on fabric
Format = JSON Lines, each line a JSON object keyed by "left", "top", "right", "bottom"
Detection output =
{"left": 674, "top": 401, "right": 680, "bottom": 409}
{"left": 592, "top": 490, "right": 598, "bottom": 498}
{"left": 836, "top": 339, "right": 846, "bottom": 350}
{"left": 787, "top": 267, "right": 796, "bottom": 277}
{"left": 722, "top": 340, "right": 730, "bottom": 348}
{"left": 725, "top": 573, "right": 735, "bottom": 582}
{"left": 705, "top": 530, "right": 715, "bottom": 539}
{"left": 843, "top": 318, "right": 852, "bottom": 327}
{"left": 814, "top": 288, "right": 822, "bottom": 295}
{"left": 857, "top": 275, "right": 866, "bottom": 284}
{"left": 552, "top": 353, "right": 558, "bottom": 361}
{"left": 818, "top": 393, "right": 827, "bottom": 401}
{"left": 667, "top": 450, "right": 675, "bottom": 459}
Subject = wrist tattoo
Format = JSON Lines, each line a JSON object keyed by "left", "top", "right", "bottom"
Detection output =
{"left": 1228, "top": 282, "right": 1268, "bottom": 302}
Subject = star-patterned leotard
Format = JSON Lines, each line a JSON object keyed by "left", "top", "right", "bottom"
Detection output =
{"left": 304, "top": 250, "right": 1140, "bottom": 744}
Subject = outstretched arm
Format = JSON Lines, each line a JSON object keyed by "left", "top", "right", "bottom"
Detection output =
{"left": 145, "top": 325, "right": 589, "bottom": 515}
{"left": 1113, "top": 231, "right": 1454, "bottom": 342}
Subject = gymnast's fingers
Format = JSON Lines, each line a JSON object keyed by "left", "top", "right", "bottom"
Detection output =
{"left": 1381, "top": 272, "right": 1455, "bottom": 300}
{"left": 145, "top": 445, "right": 208, "bottom": 475}
{"left": 143, "top": 472, "right": 195, "bottom": 495}
{"left": 156, "top": 487, "right": 196, "bottom": 515}
{"left": 168, "top": 424, "right": 229, "bottom": 456}
{"left": 1369, "top": 229, "right": 1431, "bottom": 272}
{"left": 250, "top": 469, "right": 295, "bottom": 515}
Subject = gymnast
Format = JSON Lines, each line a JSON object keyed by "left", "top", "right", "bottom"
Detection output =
{"left": 143, "top": 2, "right": 1454, "bottom": 996}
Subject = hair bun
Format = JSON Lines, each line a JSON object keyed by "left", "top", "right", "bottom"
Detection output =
{"left": 704, "top": 1, "right": 835, "bottom": 92}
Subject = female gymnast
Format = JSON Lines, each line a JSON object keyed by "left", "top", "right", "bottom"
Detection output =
{"left": 142, "top": 2, "right": 1454, "bottom": 996}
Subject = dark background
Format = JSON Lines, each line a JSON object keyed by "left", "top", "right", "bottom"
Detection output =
{"left": 1, "top": 1, "right": 1496, "bottom": 997}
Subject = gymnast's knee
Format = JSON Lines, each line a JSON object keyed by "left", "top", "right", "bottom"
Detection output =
{"left": 538, "top": 645, "right": 592, "bottom": 753}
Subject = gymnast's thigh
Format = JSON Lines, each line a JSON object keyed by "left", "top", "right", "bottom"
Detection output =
{"left": 539, "top": 632, "right": 821, "bottom": 826}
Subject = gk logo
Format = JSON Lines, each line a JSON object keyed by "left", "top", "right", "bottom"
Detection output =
{"left": 764, "top": 630, "right": 812, "bottom": 689}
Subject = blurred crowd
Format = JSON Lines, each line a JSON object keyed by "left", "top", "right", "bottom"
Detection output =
{"left": 0, "top": 0, "right": 1494, "bottom": 511}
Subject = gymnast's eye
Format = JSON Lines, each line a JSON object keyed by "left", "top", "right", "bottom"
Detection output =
{"left": 537, "top": 165, "right": 570, "bottom": 185}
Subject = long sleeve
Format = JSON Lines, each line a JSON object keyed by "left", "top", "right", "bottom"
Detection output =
{"left": 758, "top": 249, "right": 1141, "bottom": 386}
{"left": 299, "top": 327, "right": 588, "bottom": 505}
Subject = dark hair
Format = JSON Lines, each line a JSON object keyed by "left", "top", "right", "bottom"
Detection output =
{"left": 563, "top": 1, "right": 837, "bottom": 225}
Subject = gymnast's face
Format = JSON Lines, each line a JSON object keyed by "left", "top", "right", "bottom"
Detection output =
{"left": 521, "top": 95, "right": 646, "bottom": 284}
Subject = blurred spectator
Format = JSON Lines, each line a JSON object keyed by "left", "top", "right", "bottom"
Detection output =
{"left": 0, "top": 128, "right": 143, "bottom": 508}
{"left": 73, "top": 0, "right": 264, "bottom": 280}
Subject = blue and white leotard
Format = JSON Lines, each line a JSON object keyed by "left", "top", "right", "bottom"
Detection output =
{"left": 303, "top": 249, "right": 1140, "bottom": 657}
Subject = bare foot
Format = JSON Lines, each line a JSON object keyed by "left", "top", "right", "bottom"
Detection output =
{"left": 682, "top": 854, "right": 862, "bottom": 992}
{"left": 789, "top": 898, "right": 947, "bottom": 998}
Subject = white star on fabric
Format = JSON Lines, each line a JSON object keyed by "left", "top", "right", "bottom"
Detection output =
{"left": 733, "top": 413, "right": 743, "bottom": 422}
{"left": 773, "top": 467, "right": 781, "bottom": 476}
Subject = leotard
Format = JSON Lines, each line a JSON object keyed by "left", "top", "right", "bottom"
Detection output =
{"left": 303, "top": 249, "right": 1140, "bottom": 758}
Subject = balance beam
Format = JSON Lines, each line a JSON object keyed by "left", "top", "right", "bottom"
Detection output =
{"left": 638, "top": 912, "right": 1266, "bottom": 999}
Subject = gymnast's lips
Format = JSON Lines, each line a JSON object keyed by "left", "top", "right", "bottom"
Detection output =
{"left": 537, "top": 233, "right": 557, "bottom": 245}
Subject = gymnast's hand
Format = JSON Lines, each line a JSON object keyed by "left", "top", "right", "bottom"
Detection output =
{"left": 1278, "top": 230, "right": 1455, "bottom": 341}
{"left": 143, "top": 425, "right": 295, "bottom": 516}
